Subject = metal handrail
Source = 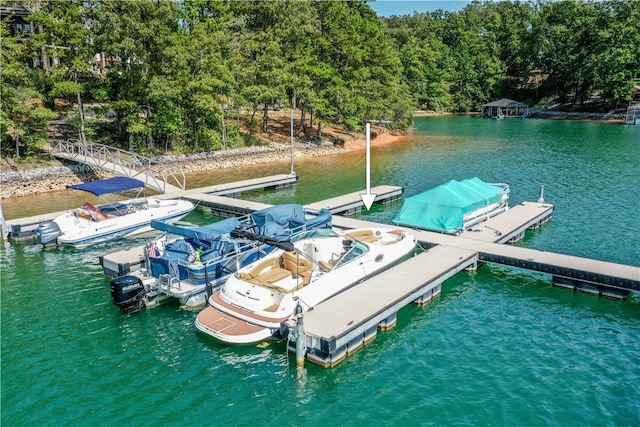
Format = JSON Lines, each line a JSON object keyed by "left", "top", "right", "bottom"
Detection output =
{"left": 48, "top": 139, "right": 186, "bottom": 193}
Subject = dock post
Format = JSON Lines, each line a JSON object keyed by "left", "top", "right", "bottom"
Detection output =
{"left": 538, "top": 185, "right": 545, "bottom": 203}
{"left": 296, "top": 312, "right": 305, "bottom": 368}
{"left": 0, "top": 201, "right": 8, "bottom": 243}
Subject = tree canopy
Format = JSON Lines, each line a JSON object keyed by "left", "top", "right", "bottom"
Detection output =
{"left": 1, "top": 0, "right": 638, "bottom": 159}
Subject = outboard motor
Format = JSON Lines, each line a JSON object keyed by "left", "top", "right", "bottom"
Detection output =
{"left": 110, "top": 275, "right": 146, "bottom": 314}
{"left": 36, "top": 221, "right": 61, "bottom": 247}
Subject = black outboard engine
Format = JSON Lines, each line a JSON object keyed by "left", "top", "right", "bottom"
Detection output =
{"left": 36, "top": 221, "right": 62, "bottom": 247}
{"left": 110, "top": 276, "right": 146, "bottom": 314}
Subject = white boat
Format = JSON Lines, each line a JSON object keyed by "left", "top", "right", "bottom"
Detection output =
{"left": 393, "top": 177, "right": 509, "bottom": 235}
{"left": 195, "top": 226, "right": 417, "bottom": 344}
{"left": 109, "top": 204, "right": 332, "bottom": 312}
{"left": 35, "top": 177, "right": 195, "bottom": 248}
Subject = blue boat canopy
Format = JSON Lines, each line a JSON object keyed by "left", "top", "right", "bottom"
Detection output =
{"left": 67, "top": 177, "right": 145, "bottom": 196}
{"left": 393, "top": 177, "right": 509, "bottom": 233}
{"left": 151, "top": 217, "right": 240, "bottom": 242}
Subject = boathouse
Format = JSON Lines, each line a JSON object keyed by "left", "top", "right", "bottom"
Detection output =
{"left": 482, "top": 98, "right": 529, "bottom": 118}
{"left": 625, "top": 104, "right": 640, "bottom": 125}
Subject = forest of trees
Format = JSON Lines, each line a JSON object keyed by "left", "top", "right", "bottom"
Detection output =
{"left": 1, "top": 0, "right": 639, "bottom": 160}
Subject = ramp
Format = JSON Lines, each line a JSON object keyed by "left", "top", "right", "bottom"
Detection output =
{"left": 48, "top": 139, "right": 185, "bottom": 193}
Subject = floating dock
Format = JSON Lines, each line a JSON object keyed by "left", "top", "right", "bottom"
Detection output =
{"left": 289, "top": 211, "right": 639, "bottom": 367}
{"left": 304, "top": 185, "right": 403, "bottom": 215}
{"left": 9, "top": 175, "right": 639, "bottom": 369}
{"left": 292, "top": 246, "right": 477, "bottom": 368}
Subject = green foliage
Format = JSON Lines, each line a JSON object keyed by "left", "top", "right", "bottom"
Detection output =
{"left": 4, "top": 0, "right": 638, "bottom": 159}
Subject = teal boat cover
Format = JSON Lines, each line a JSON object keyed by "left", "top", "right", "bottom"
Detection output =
{"left": 393, "top": 177, "right": 508, "bottom": 233}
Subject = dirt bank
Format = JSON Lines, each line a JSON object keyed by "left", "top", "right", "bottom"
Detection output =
{"left": 0, "top": 129, "right": 407, "bottom": 199}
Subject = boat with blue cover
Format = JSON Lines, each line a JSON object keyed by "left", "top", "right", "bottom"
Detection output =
{"left": 35, "top": 177, "right": 195, "bottom": 248}
{"left": 109, "top": 204, "right": 332, "bottom": 313}
{"left": 393, "top": 177, "right": 509, "bottom": 235}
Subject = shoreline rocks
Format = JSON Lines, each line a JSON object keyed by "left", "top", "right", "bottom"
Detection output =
{"left": 0, "top": 141, "right": 344, "bottom": 199}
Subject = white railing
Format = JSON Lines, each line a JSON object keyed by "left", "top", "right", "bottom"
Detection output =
{"left": 48, "top": 139, "right": 186, "bottom": 193}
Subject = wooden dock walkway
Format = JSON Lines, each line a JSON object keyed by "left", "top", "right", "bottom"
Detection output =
{"left": 331, "top": 212, "right": 638, "bottom": 295}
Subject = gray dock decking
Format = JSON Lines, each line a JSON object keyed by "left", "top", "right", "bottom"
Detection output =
{"left": 300, "top": 247, "right": 477, "bottom": 367}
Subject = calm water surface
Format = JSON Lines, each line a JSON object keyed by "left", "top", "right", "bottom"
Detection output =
{"left": 2, "top": 116, "right": 639, "bottom": 426}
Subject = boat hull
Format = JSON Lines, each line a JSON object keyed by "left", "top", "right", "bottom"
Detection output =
{"left": 195, "top": 227, "right": 418, "bottom": 344}
{"left": 53, "top": 198, "right": 194, "bottom": 248}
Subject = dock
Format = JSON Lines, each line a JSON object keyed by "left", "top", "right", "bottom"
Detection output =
{"left": 8, "top": 174, "right": 639, "bottom": 369}
{"left": 304, "top": 185, "right": 403, "bottom": 215}
{"left": 98, "top": 185, "right": 404, "bottom": 277}
{"left": 295, "top": 247, "right": 477, "bottom": 367}
{"left": 290, "top": 211, "right": 639, "bottom": 367}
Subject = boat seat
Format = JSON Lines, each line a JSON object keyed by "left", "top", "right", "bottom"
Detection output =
{"left": 263, "top": 270, "right": 312, "bottom": 293}
{"left": 238, "top": 257, "right": 280, "bottom": 281}
{"left": 253, "top": 267, "right": 291, "bottom": 285}
{"left": 281, "top": 251, "right": 311, "bottom": 275}
{"left": 318, "top": 260, "right": 333, "bottom": 272}
{"left": 345, "top": 230, "right": 378, "bottom": 243}
{"left": 297, "top": 271, "right": 311, "bottom": 287}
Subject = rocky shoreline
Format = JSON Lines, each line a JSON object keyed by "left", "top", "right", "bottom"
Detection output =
{"left": 0, "top": 140, "right": 346, "bottom": 199}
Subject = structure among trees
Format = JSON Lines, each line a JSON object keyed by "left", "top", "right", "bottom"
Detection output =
{"left": 482, "top": 99, "right": 529, "bottom": 118}
{"left": 625, "top": 104, "right": 640, "bottom": 125}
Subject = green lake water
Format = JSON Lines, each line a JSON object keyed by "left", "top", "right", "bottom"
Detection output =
{"left": 1, "top": 116, "right": 639, "bottom": 426}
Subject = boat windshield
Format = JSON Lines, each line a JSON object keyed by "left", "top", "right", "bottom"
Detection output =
{"left": 290, "top": 228, "right": 338, "bottom": 243}
{"left": 334, "top": 241, "right": 368, "bottom": 269}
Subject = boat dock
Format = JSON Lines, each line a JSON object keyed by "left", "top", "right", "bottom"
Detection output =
{"left": 98, "top": 185, "right": 405, "bottom": 277}
{"left": 5, "top": 175, "right": 401, "bottom": 242}
{"left": 7, "top": 174, "right": 639, "bottom": 369}
{"left": 304, "top": 185, "right": 403, "bottom": 215}
{"left": 289, "top": 210, "right": 639, "bottom": 367}
{"left": 294, "top": 246, "right": 477, "bottom": 368}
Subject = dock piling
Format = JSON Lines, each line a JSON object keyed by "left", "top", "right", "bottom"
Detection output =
{"left": 295, "top": 304, "right": 305, "bottom": 368}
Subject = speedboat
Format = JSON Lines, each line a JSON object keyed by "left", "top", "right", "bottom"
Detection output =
{"left": 109, "top": 204, "right": 332, "bottom": 313}
{"left": 393, "top": 177, "right": 509, "bottom": 235}
{"left": 194, "top": 227, "right": 417, "bottom": 344}
{"left": 35, "top": 177, "right": 195, "bottom": 249}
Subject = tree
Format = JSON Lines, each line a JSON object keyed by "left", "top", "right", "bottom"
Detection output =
{"left": 0, "top": 16, "right": 56, "bottom": 159}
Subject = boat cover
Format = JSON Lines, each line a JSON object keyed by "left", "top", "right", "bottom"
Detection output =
{"left": 67, "top": 177, "right": 145, "bottom": 196}
{"left": 251, "top": 204, "right": 331, "bottom": 238}
{"left": 151, "top": 217, "right": 240, "bottom": 242}
{"left": 393, "top": 177, "right": 508, "bottom": 232}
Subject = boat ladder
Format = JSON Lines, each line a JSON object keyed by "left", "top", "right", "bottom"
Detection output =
{"left": 158, "top": 274, "right": 180, "bottom": 296}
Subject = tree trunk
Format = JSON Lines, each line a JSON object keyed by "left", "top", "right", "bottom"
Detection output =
{"left": 76, "top": 74, "right": 86, "bottom": 144}
{"left": 298, "top": 109, "right": 306, "bottom": 136}
{"left": 262, "top": 105, "right": 268, "bottom": 132}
